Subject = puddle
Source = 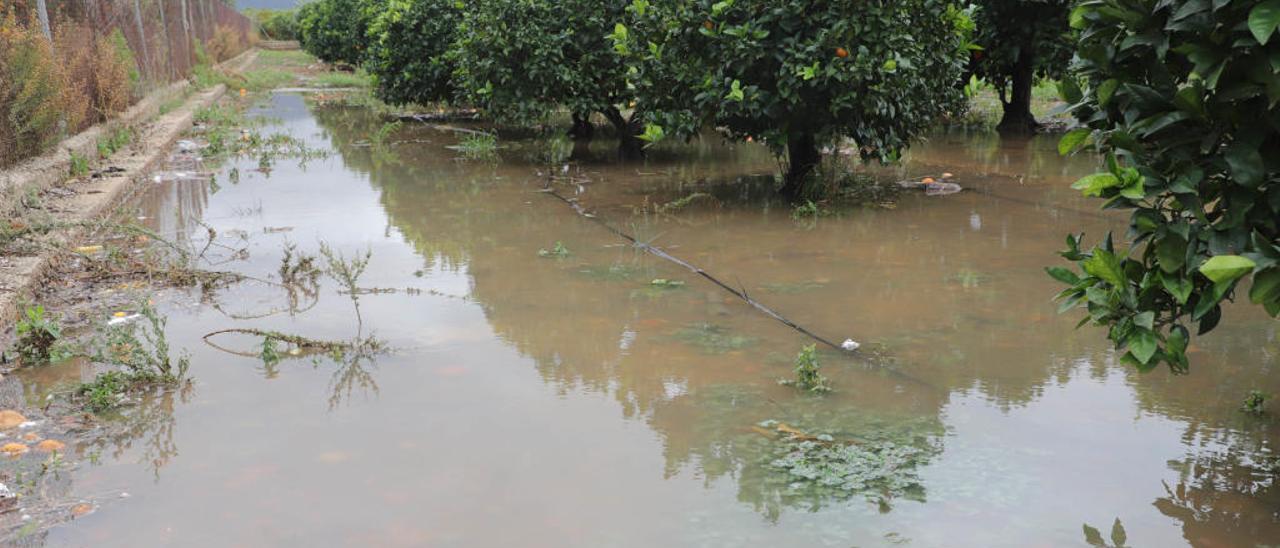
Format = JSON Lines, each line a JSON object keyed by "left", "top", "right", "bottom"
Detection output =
{"left": 14, "top": 93, "right": 1279, "bottom": 546}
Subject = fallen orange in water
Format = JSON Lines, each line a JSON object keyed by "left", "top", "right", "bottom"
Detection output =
{"left": 35, "top": 439, "right": 66, "bottom": 453}
{"left": 1, "top": 443, "right": 29, "bottom": 456}
{"left": 0, "top": 410, "right": 27, "bottom": 429}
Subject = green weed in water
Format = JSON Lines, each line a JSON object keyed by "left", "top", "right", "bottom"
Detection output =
{"left": 538, "top": 241, "right": 571, "bottom": 259}
{"left": 577, "top": 262, "right": 643, "bottom": 281}
{"left": 79, "top": 300, "right": 190, "bottom": 412}
{"left": 760, "top": 280, "right": 827, "bottom": 294}
{"left": 455, "top": 133, "right": 498, "bottom": 159}
{"left": 674, "top": 323, "right": 756, "bottom": 354}
{"left": 1242, "top": 390, "right": 1270, "bottom": 415}
{"left": 779, "top": 344, "right": 831, "bottom": 393}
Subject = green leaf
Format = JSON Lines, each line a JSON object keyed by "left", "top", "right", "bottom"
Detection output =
{"left": 1156, "top": 233, "right": 1188, "bottom": 273}
{"left": 1128, "top": 328, "right": 1159, "bottom": 365}
{"left": 1082, "top": 523, "right": 1105, "bottom": 547}
{"left": 1059, "top": 128, "right": 1091, "bottom": 156}
{"left": 1097, "top": 79, "right": 1119, "bottom": 106}
{"left": 1199, "top": 255, "right": 1257, "bottom": 284}
{"left": 1110, "top": 518, "right": 1127, "bottom": 547}
{"left": 1249, "top": 0, "right": 1280, "bottom": 45}
{"left": 1082, "top": 248, "right": 1127, "bottom": 287}
{"left": 1072, "top": 173, "right": 1121, "bottom": 197}
{"left": 1225, "top": 144, "right": 1265, "bottom": 187}
{"left": 1046, "top": 266, "right": 1081, "bottom": 285}
{"left": 1249, "top": 267, "right": 1280, "bottom": 304}
{"left": 1160, "top": 271, "right": 1193, "bottom": 304}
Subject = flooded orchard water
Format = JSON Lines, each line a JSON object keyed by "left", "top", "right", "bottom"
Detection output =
{"left": 28, "top": 93, "right": 1280, "bottom": 546}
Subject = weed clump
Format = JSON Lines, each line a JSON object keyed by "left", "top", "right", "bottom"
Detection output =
{"left": 78, "top": 300, "right": 190, "bottom": 413}
{"left": 14, "top": 305, "right": 72, "bottom": 365}
{"left": 537, "top": 241, "right": 571, "bottom": 259}
{"left": 1242, "top": 390, "right": 1270, "bottom": 415}
{"left": 779, "top": 344, "right": 831, "bottom": 393}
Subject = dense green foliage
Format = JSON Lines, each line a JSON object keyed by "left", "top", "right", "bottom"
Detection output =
{"left": 969, "top": 0, "right": 1073, "bottom": 131}
{"left": 614, "top": 0, "right": 972, "bottom": 192}
{"left": 1053, "top": 0, "right": 1280, "bottom": 373}
{"left": 246, "top": 8, "right": 299, "bottom": 41}
{"left": 298, "top": 0, "right": 380, "bottom": 65}
{"left": 454, "top": 0, "right": 637, "bottom": 142}
{"left": 365, "top": 0, "right": 465, "bottom": 106}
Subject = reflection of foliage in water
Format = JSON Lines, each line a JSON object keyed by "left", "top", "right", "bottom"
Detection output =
{"left": 658, "top": 385, "right": 943, "bottom": 521}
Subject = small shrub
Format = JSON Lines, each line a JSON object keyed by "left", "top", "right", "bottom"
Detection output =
{"left": 91, "top": 30, "right": 139, "bottom": 119}
{"left": 0, "top": 10, "right": 74, "bottom": 167}
{"left": 68, "top": 151, "right": 89, "bottom": 176}
{"left": 208, "top": 25, "right": 245, "bottom": 63}
{"left": 14, "top": 304, "right": 65, "bottom": 365}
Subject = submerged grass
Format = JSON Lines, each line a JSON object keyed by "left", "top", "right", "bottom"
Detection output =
{"left": 674, "top": 323, "right": 756, "bottom": 354}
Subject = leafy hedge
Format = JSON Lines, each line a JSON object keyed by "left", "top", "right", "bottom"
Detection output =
{"left": 365, "top": 0, "right": 464, "bottom": 106}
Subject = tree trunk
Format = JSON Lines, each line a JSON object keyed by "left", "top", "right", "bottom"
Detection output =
{"left": 567, "top": 113, "right": 594, "bottom": 141}
{"left": 603, "top": 107, "right": 644, "bottom": 159}
{"left": 997, "top": 51, "right": 1039, "bottom": 133}
{"left": 782, "top": 133, "right": 821, "bottom": 196}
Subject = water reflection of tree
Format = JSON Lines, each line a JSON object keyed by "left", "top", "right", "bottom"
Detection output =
{"left": 81, "top": 383, "right": 194, "bottom": 480}
{"left": 309, "top": 103, "right": 1280, "bottom": 534}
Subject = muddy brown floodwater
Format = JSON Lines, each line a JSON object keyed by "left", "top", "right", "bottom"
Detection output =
{"left": 19, "top": 93, "right": 1280, "bottom": 546}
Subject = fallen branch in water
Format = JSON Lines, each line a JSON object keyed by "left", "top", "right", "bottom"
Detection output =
{"left": 202, "top": 328, "right": 384, "bottom": 358}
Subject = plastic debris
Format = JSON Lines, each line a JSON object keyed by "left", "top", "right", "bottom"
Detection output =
{"left": 108, "top": 313, "right": 142, "bottom": 326}
{"left": 841, "top": 339, "right": 861, "bottom": 352}
{"left": 176, "top": 139, "right": 199, "bottom": 152}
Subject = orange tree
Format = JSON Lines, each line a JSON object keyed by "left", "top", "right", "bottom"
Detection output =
{"left": 364, "top": 0, "right": 466, "bottom": 106}
{"left": 611, "top": 0, "right": 973, "bottom": 195}
{"left": 451, "top": 0, "right": 642, "bottom": 151}
{"left": 1053, "top": 0, "right": 1280, "bottom": 372}
{"left": 969, "top": 0, "right": 1074, "bottom": 132}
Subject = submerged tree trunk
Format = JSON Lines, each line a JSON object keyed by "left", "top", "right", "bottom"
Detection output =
{"left": 997, "top": 52, "right": 1039, "bottom": 133}
{"left": 782, "top": 133, "right": 821, "bottom": 197}
{"left": 603, "top": 107, "right": 644, "bottom": 159}
{"left": 567, "top": 113, "right": 594, "bottom": 141}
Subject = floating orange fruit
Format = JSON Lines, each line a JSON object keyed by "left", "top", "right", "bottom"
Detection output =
{"left": 21, "top": 432, "right": 39, "bottom": 442}
{"left": 36, "top": 439, "right": 66, "bottom": 453}
{"left": 0, "top": 410, "right": 26, "bottom": 429}
{"left": 835, "top": 47, "right": 849, "bottom": 58}
{"left": 1, "top": 443, "right": 29, "bottom": 456}
{"left": 71, "top": 503, "right": 94, "bottom": 517}
{"left": 922, "top": 177, "right": 936, "bottom": 184}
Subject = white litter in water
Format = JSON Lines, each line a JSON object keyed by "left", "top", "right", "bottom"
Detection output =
{"left": 176, "top": 139, "right": 199, "bottom": 152}
{"left": 108, "top": 314, "right": 142, "bottom": 326}
{"left": 841, "top": 339, "right": 861, "bottom": 352}
{"left": 18, "top": 421, "right": 37, "bottom": 429}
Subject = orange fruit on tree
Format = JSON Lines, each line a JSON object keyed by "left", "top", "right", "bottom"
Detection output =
{"left": 835, "top": 47, "right": 849, "bottom": 58}
{"left": 703, "top": 20, "right": 714, "bottom": 30}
